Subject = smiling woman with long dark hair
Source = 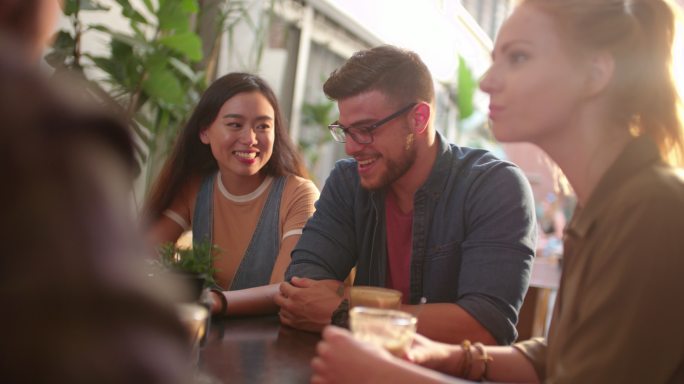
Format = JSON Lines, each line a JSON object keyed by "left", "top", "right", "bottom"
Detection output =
{"left": 144, "top": 73, "right": 318, "bottom": 317}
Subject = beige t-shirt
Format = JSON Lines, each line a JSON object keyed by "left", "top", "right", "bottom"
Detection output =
{"left": 164, "top": 173, "right": 319, "bottom": 289}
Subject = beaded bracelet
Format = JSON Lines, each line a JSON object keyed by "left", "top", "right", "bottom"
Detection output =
{"left": 209, "top": 288, "right": 228, "bottom": 317}
{"left": 473, "top": 342, "right": 494, "bottom": 382}
{"left": 460, "top": 340, "right": 473, "bottom": 379}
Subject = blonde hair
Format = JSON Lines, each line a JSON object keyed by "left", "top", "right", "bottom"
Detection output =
{"left": 522, "top": 0, "right": 684, "bottom": 166}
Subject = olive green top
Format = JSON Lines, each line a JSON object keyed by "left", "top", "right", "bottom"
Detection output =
{"left": 515, "top": 137, "right": 684, "bottom": 383}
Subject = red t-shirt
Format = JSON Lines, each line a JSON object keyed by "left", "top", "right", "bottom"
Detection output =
{"left": 385, "top": 192, "right": 413, "bottom": 303}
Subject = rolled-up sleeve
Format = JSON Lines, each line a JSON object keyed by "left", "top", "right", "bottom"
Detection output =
{"left": 456, "top": 164, "right": 537, "bottom": 345}
{"left": 514, "top": 337, "right": 547, "bottom": 380}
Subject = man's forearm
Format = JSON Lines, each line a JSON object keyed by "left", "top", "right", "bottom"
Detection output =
{"left": 402, "top": 303, "right": 497, "bottom": 345}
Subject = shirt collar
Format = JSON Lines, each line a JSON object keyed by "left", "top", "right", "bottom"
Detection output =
{"left": 418, "top": 130, "right": 452, "bottom": 198}
{"left": 217, "top": 172, "right": 273, "bottom": 203}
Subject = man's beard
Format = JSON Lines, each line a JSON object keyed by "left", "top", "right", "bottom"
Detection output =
{"left": 361, "top": 137, "right": 417, "bottom": 191}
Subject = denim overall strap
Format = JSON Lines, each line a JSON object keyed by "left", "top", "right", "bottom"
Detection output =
{"left": 229, "top": 176, "right": 286, "bottom": 290}
{"left": 192, "top": 173, "right": 216, "bottom": 247}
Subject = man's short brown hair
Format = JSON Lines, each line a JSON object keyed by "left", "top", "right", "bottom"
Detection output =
{"left": 323, "top": 45, "right": 434, "bottom": 107}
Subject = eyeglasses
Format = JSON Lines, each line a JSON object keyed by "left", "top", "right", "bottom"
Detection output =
{"left": 328, "top": 102, "right": 417, "bottom": 144}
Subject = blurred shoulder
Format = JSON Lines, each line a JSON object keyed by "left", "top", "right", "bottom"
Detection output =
{"left": 624, "top": 163, "right": 684, "bottom": 207}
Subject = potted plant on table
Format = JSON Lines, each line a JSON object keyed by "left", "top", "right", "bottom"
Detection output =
{"left": 154, "top": 238, "right": 219, "bottom": 349}
{"left": 157, "top": 239, "right": 220, "bottom": 302}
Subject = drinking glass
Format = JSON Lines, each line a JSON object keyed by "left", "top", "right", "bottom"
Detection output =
{"left": 176, "top": 303, "right": 209, "bottom": 351}
{"left": 349, "top": 306, "right": 417, "bottom": 356}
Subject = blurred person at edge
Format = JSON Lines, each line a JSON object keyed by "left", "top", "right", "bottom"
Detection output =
{"left": 0, "top": 1, "right": 191, "bottom": 383}
{"left": 309, "top": 0, "right": 684, "bottom": 383}
{"left": 275, "top": 44, "right": 537, "bottom": 346}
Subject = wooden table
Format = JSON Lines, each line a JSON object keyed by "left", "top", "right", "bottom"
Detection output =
{"left": 197, "top": 259, "right": 561, "bottom": 382}
{"left": 199, "top": 315, "right": 320, "bottom": 384}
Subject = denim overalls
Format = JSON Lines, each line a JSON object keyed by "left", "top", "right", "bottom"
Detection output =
{"left": 192, "top": 173, "right": 286, "bottom": 290}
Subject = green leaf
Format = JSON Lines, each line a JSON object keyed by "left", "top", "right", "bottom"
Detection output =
{"left": 79, "top": 0, "right": 110, "bottom": 11}
{"left": 51, "top": 30, "right": 76, "bottom": 51}
{"left": 110, "top": 39, "right": 134, "bottom": 60}
{"left": 88, "top": 23, "right": 112, "bottom": 33}
{"left": 88, "top": 25, "right": 151, "bottom": 58}
{"left": 168, "top": 57, "right": 200, "bottom": 82}
{"left": 180, "top": 0, "right": 199, "bottom": 13}
{"left": 142, "top": 0, "right": 155, "bottom": 13}
{"left": 102, "top": 28, "right": 151, "bottom": 51}
{"left": 114, "top": 0, "right": 149, "bottom": 24}
{"left": 90, "top": 51, "right": 139, "bottom": 90}
{"left": 159, "top": 32, "right": 203, "bottom": 61}
{"left": 114, "top": 0, "right": 133, "bottom": 11}
{"left": 91, "top": 56, "right": 121, "bottom": 80}
{"left": 91, "top": 32, "right": 149, "bottom": 90}
{"left": 63, "top": 0, "right": 79, "bottom": 15}
{"left": 157, "top": 1, "right": 191, "bottom": 32}
{"left": 457, "top": 55, "right": 476, "bottom": 120}
{"left": 156, "top": 109, "right": 171, "bottom": 136}
{"left": 142, "top": 66, "right": 185, "bottom": 105}
{"left": 145, "top": 53, "right": 167, "bottom": 71}
{"left": 158, "top": 0, "right": 198, "bottom": 12}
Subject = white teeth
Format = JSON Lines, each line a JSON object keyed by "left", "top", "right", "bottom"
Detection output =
{"left": 357, "top": 158, "right": 375, "bottom": 166}
{"left": 234, "top": 151, "right": 257, "bottom": 159}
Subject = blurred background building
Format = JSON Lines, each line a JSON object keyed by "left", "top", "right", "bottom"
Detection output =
{"left": 53, "top": 0, "right": 683, "bottom": 211}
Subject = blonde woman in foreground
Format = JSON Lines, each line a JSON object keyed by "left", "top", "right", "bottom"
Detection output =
{"left": 310, "top": 0, "right": 684, "bottom": 383}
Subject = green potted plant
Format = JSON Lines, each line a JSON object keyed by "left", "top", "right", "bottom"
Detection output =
{"left": 157, "top": 239, "right": 219, "bottom": 301}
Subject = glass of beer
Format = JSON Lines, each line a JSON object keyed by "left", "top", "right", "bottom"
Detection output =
{"left": 349, "top": 306, "right": 417, "bottom": 356}
{"left": 349, "top": 286, "right": 402, "bottom": 309}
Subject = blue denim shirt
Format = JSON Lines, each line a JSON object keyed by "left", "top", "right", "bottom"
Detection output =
{"left": 286, "top": 133, "right": 536, "bottom": 344}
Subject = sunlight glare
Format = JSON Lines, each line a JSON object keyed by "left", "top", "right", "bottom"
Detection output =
{"left": 674, "top": 2, "right": 684, "bottom": 102}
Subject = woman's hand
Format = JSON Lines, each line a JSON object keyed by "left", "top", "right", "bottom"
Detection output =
{"left": 310, "top": 326, "right": 463, "bottom": 384}
{"left": 404, "top": 332, "right": 462, "bottom": 376}
{"left": 310, "top": 326, "right": 396, "bottom": 384}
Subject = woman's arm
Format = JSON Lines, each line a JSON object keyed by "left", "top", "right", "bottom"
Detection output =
{"left": 471, "top": 346, "right": 539, "bottom": 383}
{"left": 313, "top": 327, "right": 540, "bottom": 383}
{"left": 207, "top": 235, "right": 301, "bottom": 316}
{"left": 145, "top": 178, "right": 199, "bottom": 247}
{"left": 408, "top": 333, "right": 540, "bottom": 383}
{"left": 147, "top": 215, "right": 185, "bottom": 246}
{"left": 209, "top": 284, "right": 280, "bottom": 316}
{"left": 270, "top": 235, "right": 300, "bottom": 283}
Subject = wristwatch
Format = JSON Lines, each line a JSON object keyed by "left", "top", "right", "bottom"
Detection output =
{"left": 330, "top": 298, "right": 350, "bottom": 328}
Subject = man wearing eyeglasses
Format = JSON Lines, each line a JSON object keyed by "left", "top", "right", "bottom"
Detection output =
{"left": 275, "top": 45, "right": 536, "bottom": 345}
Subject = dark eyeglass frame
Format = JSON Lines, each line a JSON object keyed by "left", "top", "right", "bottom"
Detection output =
{"left": 328, "top": 102, "right": 417, "bottom": 144}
